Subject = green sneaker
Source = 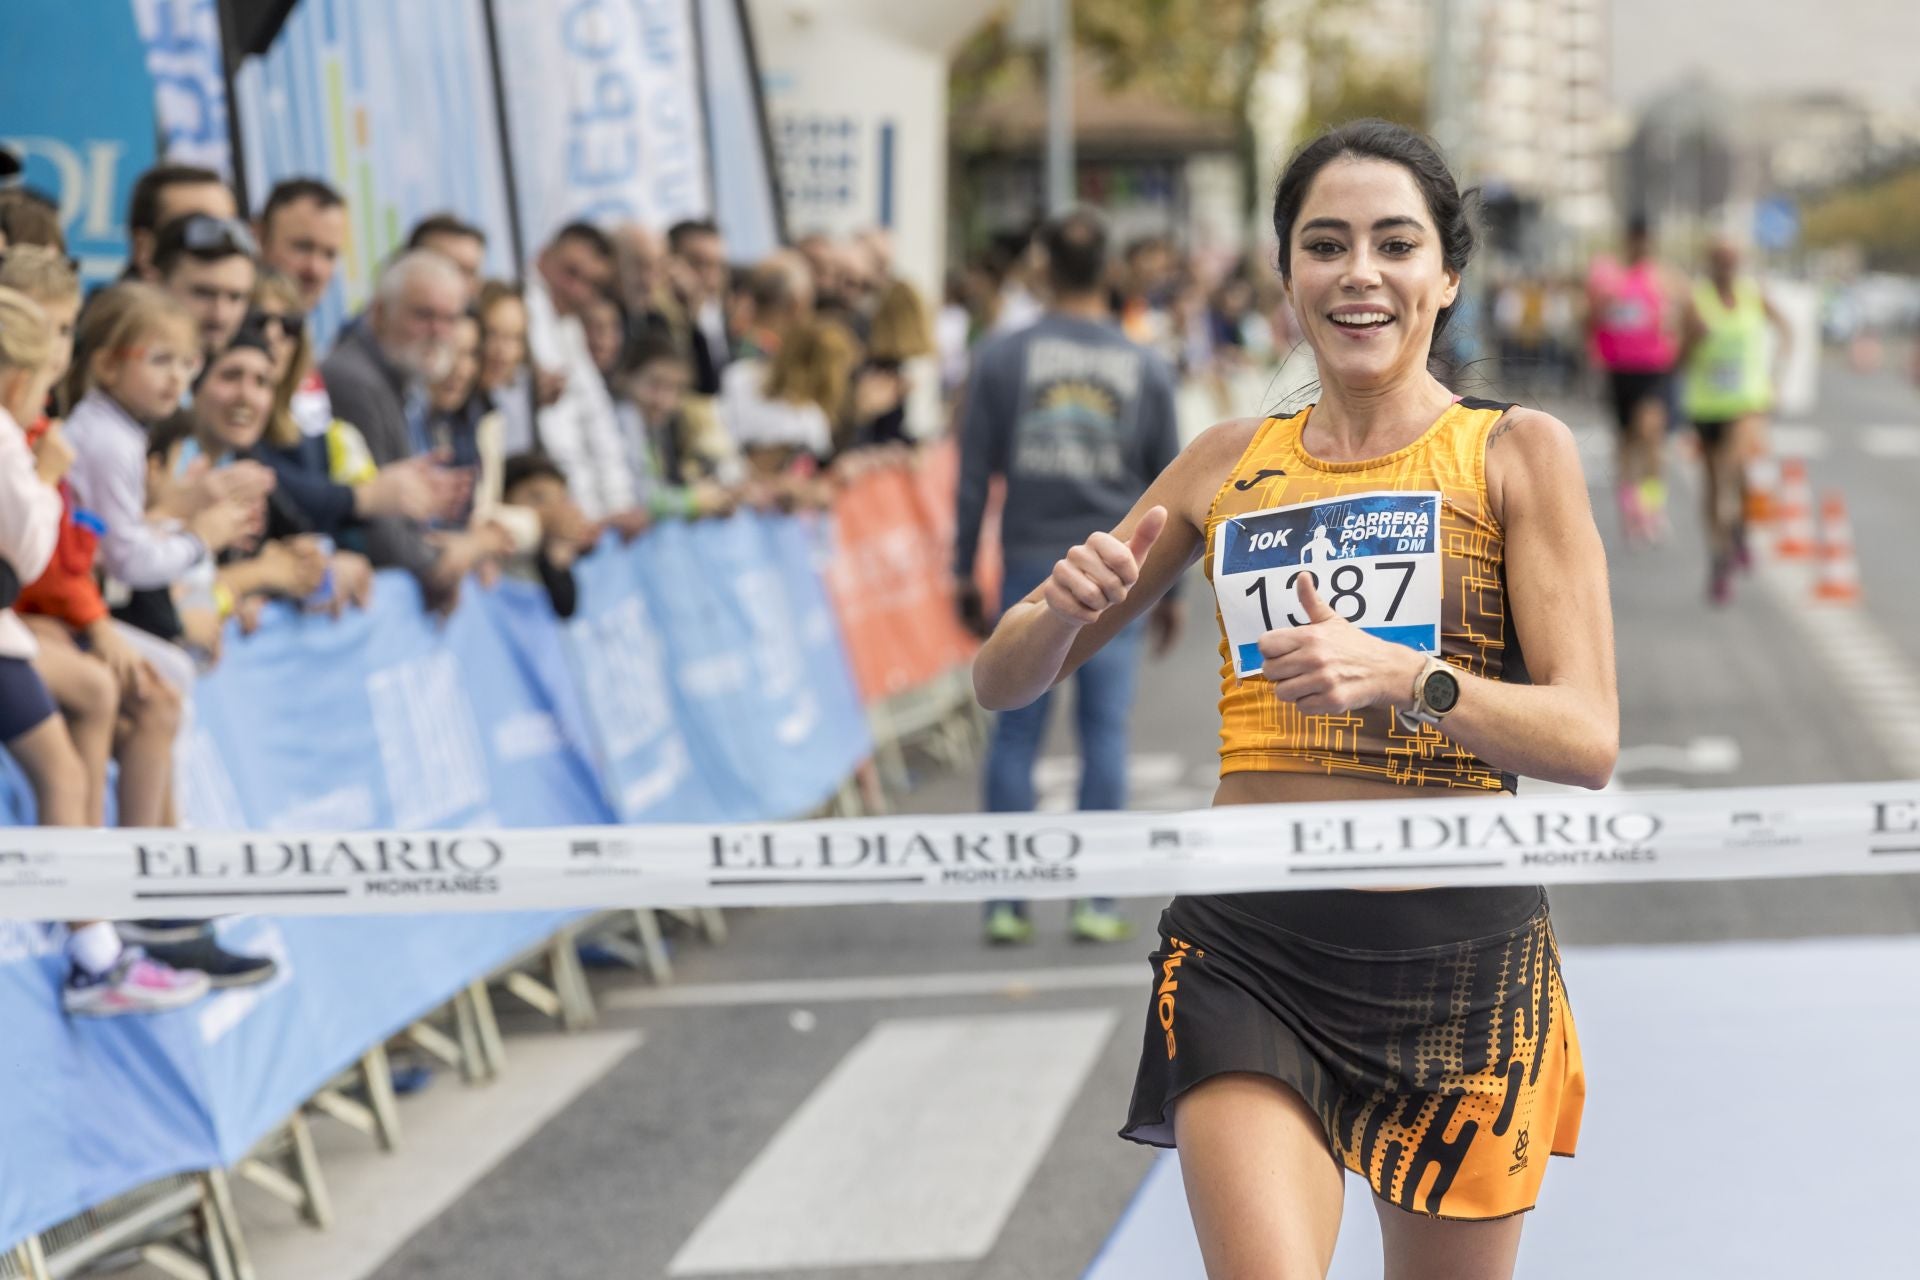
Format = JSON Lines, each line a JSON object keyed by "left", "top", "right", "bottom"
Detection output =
{"left": 984, "top": 906, "right": 1035, "bottom": 946}
{"left": 1070, "top": 904, "right": 1136, "bottom": 944}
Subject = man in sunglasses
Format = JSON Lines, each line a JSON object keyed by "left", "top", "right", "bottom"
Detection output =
{"left": 153, "top": 213, "right": 259, "bottom": 357}
{"left": 124, "top": 163, "right": 238, "bottom": 281}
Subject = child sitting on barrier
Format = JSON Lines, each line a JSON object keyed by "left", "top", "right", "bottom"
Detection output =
{"left": 61, "top": 283, "right": 265, "bottom": 660}
{"left": 1, "top": 248, "right": 186, "bottom": 831}
{"left": 0, "top": 283, "right": 211, "bottom": 1016}
{"left": 62, "top": 285, "right": 282, "bottom": 993}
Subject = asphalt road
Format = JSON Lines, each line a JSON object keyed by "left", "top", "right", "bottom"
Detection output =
{"left": 355, "top": 356, "right": 1920, "bottom": 1280}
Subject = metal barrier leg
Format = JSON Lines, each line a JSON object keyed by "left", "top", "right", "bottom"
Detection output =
{"left": 11, "top": 1237, "right": 50, "bottom": 1280}
{"left": 549, "top": 930, "right": 596, "bottom": 1032}
{"left": 632, "top": 909, "right": 673, "bottom": 983}
{"left": 308, "top": 1043, "right": 403, "bottom": 1151}
{"left": 697, "top": 908, "right": 728, "bottom": 946}
{"left": 185, "top": 1174, "right": 236, "bottom": 1280}
{"left": 405, "top": 1008, "right": 475, "bottom": 1078}
{"left": 361, "top": 1042, "right": 402, "bottom": 1150}
{"left": 467, "top": 979, "right": 508, "bottom": 1077}
{"left": 452, "top": 986, "right": 489, "bottom": 1084}
{"left": 237, "top": 1115, "right": 332, "bottom": 1233}
{"left": 203, "top": 1169, "right": 256, "bottom": 1280}
{"left": 285, "top": 1114, "right": 333, "bottom": 1230}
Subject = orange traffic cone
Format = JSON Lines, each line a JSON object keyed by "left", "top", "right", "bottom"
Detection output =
{"left": 1743, "top": 454, "right": 1778, "bottom": 525}
{"left": 1813, "top": 492, "right": 1863, "bottom": 604}
{"left": 1772, "top": 457, "right": 1816, "bottom": 558}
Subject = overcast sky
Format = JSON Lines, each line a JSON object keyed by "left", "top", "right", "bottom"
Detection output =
{"left": 1609, "top": 0, "right": 1920, "bottom": 112}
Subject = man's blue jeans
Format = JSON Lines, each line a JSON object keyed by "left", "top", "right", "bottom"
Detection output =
{"left": 984, "top": 554, "right": 1147, "bottom": 920}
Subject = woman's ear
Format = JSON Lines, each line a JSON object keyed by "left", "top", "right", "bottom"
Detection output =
{"left": 1440, "top": 268, "right": 1460, "bottom": 311}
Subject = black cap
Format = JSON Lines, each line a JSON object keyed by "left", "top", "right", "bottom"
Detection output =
{"left": 502, "top": 450, "right": 569, "bottom": 495}
{"left": 0, "top": 143, "right": 22, "bottom": 185}
{"left": 192, "top": 314, "right": 274, "bottom": 391}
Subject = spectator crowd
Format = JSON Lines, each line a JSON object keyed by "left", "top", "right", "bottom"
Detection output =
{"left": 0, "top": 151, "right": 1325, "bottom": 1014}
{"left": 0, "top": 164, "right": 953, "bottom": 1017}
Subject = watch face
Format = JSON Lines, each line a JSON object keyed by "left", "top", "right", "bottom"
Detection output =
{"left": 1425, "top": 668, "right": 1461, "bottom": 713}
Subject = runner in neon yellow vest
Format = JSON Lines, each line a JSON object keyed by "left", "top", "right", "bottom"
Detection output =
{"left": 1677, "top": 237, "right": 1790, "bottom": 606}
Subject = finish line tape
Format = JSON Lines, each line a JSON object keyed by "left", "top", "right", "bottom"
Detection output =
{"left": 4, "top": 782, "right": 1919, "bottom": 920}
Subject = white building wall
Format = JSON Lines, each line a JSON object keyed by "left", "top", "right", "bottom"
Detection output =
{"left": 745, "top": 0, "right": 997, "bottom": 302}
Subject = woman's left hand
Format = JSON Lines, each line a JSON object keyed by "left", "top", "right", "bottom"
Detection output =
{"left": 1256, "top": 573, "right": 1423, "bottom": 715}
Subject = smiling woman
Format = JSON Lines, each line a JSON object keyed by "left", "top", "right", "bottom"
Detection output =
{"left": 971, "top": 118, "right": 1618, "bottom": 1280}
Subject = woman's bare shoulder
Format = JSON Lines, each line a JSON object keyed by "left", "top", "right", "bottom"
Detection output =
{"left": 1163, "top": 416, "right": 1266, "bottom": 525}
{"left": 1484, "top": 404, "right": 1589, "bottom": 525}
{"left": 1187, "top": 416, "right": 1267, "bottom": 468}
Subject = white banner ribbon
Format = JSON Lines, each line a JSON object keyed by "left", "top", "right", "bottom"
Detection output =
{"left": 3, "top": 782, "right": 1918, "bottom": 920}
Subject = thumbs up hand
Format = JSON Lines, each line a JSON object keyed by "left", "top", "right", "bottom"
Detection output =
{"left": 1041, "top": 506, "right": 1168, "bottom": 627}
{"left": 1293, "top": 569, "right": 1337, "bottom": 624}
{"left": 1257, "top": 569, "right": 1425, "bottom": 715}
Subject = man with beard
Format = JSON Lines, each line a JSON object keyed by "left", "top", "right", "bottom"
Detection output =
{"left": 322, "top": 251, "right": 490, "bottom": 606}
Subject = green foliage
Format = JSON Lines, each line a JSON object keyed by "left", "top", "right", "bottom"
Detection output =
{"left": 950, "top": 0, "right": 1271, "bottom": 122}
{"left": 1803, "top": 164, "right": 1920, "bottom": 271}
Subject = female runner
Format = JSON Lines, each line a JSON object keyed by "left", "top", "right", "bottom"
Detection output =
{"left": 973, "top": 120, "right": 1618, "bottom": 1279}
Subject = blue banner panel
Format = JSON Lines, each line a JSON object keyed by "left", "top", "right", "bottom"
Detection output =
{"left": 0, "top": 512, "right": 870, "bottom": 1248}
{"left": 0, "top": 1, "right": 159, "bottom": 287}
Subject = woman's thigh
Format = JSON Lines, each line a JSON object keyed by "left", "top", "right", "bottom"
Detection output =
{"left": 1173, "top": 1072, "right": 1345, "bottom": 1280}
{"left": 1373, "top": 1194, "right": 1525, "bottom": 1280}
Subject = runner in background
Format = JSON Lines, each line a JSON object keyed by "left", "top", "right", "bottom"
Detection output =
{"left": 1677, "top": 235, "right": 1792, "bottom": 605}
{"left": 954, "top": 208, "right": 1183, "bottom": 947}
{"left": 1587, "top": 213, "right": 1680, "bottom": 545}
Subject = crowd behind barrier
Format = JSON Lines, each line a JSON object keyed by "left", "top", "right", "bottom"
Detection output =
{"left": 0, "top": 496, "right": 956, "bottom": 1257}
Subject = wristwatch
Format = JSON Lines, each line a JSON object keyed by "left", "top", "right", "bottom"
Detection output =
{"left": 1397, "top": 656, "right": 1461, "bottom": 731}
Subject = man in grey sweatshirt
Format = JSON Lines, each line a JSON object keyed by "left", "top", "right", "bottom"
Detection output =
{"left": 954, "top": 208, "right": 1183, "bottom": 946}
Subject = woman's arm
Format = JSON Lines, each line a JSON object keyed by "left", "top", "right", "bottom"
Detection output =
{"left": 1255, "top": 409, "right": 1619, "bottom": 788}
{"left": 972, "top": 419, "right": 1253, "bottom": 711}
{"left": 1443, "top": 410, "right": 1619, "bottom": 786}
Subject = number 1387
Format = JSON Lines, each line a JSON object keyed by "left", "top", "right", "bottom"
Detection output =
{"left": 1245, "top": 561, "right": 1415, "bottom": 628}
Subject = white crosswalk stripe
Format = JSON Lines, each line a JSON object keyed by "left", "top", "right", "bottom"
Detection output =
{"left": 668, "top": 1010, "right": 1118, "bottom": 1273}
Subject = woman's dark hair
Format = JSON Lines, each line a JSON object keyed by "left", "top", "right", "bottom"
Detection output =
{"left": 1270, "top": 118, "right": 1476, "bottom": 351}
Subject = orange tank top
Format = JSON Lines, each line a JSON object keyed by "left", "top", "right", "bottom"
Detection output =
{"left": 1205, "top": 397, "right": 1524, "bottom": 790}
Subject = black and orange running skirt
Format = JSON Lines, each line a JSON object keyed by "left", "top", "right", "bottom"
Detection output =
{"left": 1120, "top": 885, "right": 1584, "bottom": 1220}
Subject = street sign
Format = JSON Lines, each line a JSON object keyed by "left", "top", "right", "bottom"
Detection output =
{"left": 1755, "top": 197, "right": 1800, "bottom": 253}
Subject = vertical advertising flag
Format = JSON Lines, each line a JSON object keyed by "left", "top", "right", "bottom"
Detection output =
{"left": 491, "top": 0, "right": 714, "bottom": 247}
{"left": 231, "top": 0, "right": 519, "bottom": 345}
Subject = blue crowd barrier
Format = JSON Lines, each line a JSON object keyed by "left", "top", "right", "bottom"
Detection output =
{"left": 0, "top": 511, "right": 873, "bottom": 1251}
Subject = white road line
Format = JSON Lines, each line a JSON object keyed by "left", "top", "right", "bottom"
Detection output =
{"left": 605, "top": 963, "right": 1145, "bottom": 1010}
{"left": 668, "top": 1010, "right": 1119, "bottom": 1273}
{"left": 1613, "top": 736, "right": 1742, "bottom": 776}
{"left": 1755, "top": 560, "right": 1920, "bottom": 776}
{"left": 236, "top": 1030, "right": 642, "bottom": 1280}
{"left": 1860, "top": 424, "right": 1920, "bottom": 459}
{"left": 1767, "top": 423, "right": 1831, "bottom": 458}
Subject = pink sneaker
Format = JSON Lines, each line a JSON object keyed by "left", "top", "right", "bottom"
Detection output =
{"left": 64, "top": 951, "right": 212, "bottom": 1017}
{"left": 1618, "top": 485, "right": 1649, "bottom": 546}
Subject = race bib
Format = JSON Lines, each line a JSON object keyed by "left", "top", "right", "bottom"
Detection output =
{"left": 1213, "top": 491, "right": 1443, "bottom": 680}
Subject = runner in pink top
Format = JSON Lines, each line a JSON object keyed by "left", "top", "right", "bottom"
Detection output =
{"left": 1587, "top": 214, "right": 1678, "bottom": 545}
